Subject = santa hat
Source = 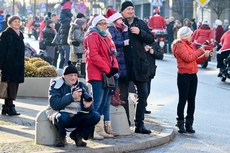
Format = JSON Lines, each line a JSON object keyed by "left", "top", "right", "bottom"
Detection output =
{"left": 106, "top": 8, "right": 122, "bottom": 23}
{"left": 92, "top": 14, "right": 107, "bottom": 27}
{"left": 153, "top": 8, "right": 160, "bottom": 14}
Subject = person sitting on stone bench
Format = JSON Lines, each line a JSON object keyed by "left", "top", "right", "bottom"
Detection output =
{"left": 46, "top": 61, "right": 100, "bottom": 147}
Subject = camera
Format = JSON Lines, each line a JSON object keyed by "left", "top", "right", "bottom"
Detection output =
{"left": 72, "top": 86, "right": 92, "bottom": 102}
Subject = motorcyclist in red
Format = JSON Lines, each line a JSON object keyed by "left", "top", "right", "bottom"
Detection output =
{"left": 148, "top": 8, "right": 166, "bottom": 31}
{"left": 191, "top": 20, "right": 214, "bottom": 51}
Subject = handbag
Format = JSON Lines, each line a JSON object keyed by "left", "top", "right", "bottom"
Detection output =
{"left": 102, "top": 73, "right": 115, "bottom": 88}
{"left": 0, "top": 81, "right": 8, "bottom": 99}
{"left": 39, "top": 39, "right": 46, "bottom": 50}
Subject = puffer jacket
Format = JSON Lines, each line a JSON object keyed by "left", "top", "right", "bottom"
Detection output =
{"left": 0, "top": 27, "right": 25, "bottom": 83}
{"left": 59, "top": 21, "right": 71, "bottom": 45}
{"left": 84, "top": 27, "right": 118, "bottom": 82}
{"left": 173, "top": 39, "right": 207, "bottom": 74}
{"left": 108, "top": 23, "right": 128, "bottom": 78}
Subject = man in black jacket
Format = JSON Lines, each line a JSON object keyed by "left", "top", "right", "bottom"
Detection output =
{"left": 121, "top": 1, "right": 155, "bottom": 134}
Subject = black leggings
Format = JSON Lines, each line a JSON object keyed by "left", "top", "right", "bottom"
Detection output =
{"left": 177, "top": 73, "right": 197, "bottom": 121}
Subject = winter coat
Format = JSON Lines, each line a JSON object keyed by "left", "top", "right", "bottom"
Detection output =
{"left": 148, "top": 14, "right": 166, "bottom": 30}
{"left": 147, "top": 42, "right": 163, "bottom": 79}
{"left": 39, "top": 20, "right": 46, "bottom": 41}
{"left": 219, "top": 30, "right": 230, "bottom": 52}
{"left": 172, "top": 39, "right": 207, "bottom": 74}
{"left": 43, "top": 26, "right": 56, "bottom": 46}
{"left": 68, "top": 22, "right": 85, "bottom": 62}
{"left": 123, "top": 17, "right": 155, "bottom": 82}
{"left": 46, "top": 77, "right": 92, "bottom": 124}
{"left": 84, "top": 28, "right": 118, "bottom": 82}
{"left": 59, "top": 21, "right": 71, "bottom": 45}
{"left": 108, "top": 23, "right": 128, "bottom": 79}
{"left": 166, "top": 21, "right": 174, "bottom": 42}
{"left": 191, "top": 25, "right": 213, "bottom": 44}
{"left": 0, "top": 27, "right": 25, "bottom": 83}
{"left": 214, "top": 25, "right": 224, "bottom": 44}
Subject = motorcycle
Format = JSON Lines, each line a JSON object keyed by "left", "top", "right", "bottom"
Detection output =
{"left": 219, "top": 54, "right": 230, "bottom": 82}
{"left": 152, "top": 30, "right": 167, "bottom": 59}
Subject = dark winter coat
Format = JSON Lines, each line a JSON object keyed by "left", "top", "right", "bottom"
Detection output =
{"left": 60, "top": 9, "right": 73, "bottom": 24}
{"left": 214, "top": 25, "right": 224, "bottom": 44}
{"left": 43, "top": 26, "right": 56, "bottom": 46}
{"left": 147, "top": 42, "right": 163, "bottom": 79}
{"left": 108, "top": 24, "right": 128, "bottom": 80}
{"left": 0, "top": 27, "right": 25, "bottom": 83}
{"left": 59, "top": 21, "right": 71, "bottom": 45}
{"left": 123, "top": 17, "right": 155, "bottom": 82}
{"left": 166, "top": 21, "right": 174, "bottom": 42}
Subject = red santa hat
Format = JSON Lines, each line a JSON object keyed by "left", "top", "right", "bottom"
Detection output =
{"left": 153, "top": 8, "right": 160, "bottom": 14}
{"left": 106, "top": 8, "right": 122, "bottom": 23}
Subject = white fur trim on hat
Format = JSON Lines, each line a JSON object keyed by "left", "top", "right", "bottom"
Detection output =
{"left": 92, "top": 15, "right": 107, "bottom": 26}
{"left": 215, "top": 19, "right": 222, "bottom": 26}
{"left": 177, "top": 26, "right": 193, "bottom": 40}
{"left": 202, "top": 20, "right": 209, "bottom": 26}
{"left": 108, "top": 12, "right": 123, "bottom": 23}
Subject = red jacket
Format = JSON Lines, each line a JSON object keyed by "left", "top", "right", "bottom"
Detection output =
{"left": 148, "top": 14, "right": 166, "bottom": 30}
{"left": 173, "top": 39, "right": 207, "bottom": 74}
{"left": 214, "top": 26, "right": 224, "bottom": 44}
{"left": 191, "top": 25, "right": 213, "bottom": 44}
{"left": 39, "top": 20, "right": 46, "bottom": 41}
{"left": 220, "top": 30, "right": 230, "bottom": 52}
{"left": 84, "top": 29, "right": 118, "bottom": 82}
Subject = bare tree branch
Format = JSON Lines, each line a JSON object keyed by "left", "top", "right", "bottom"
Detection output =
{"left": 207, "top": 0, "right": 230, "bottom": 18}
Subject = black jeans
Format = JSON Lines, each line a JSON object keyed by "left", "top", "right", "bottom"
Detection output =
{"left": 216, "top": 50, "right": 230, "bottom": 68}
{"left": 133, "top": 80, "right": 148, "bottom": 127}
{"left": 177, "top": 73, "right": 197, "bottom": 121}
{"left": 119, "top": 80, "right": 130, "bottom": 124}
{"left": 54, "top": 111, "right": 100, "bottom": 139}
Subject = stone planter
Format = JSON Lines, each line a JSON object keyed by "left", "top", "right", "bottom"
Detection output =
{"left": 18, "top": 77, "right": 53, "bottom": 98}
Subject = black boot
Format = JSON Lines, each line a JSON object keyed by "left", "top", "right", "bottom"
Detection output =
{"left": 55, "top": 136, "right": 66, "bottom": 147}
{"left": 135, "top": 125, "right": 151, "bottom": 134}
{"left": 1, "top": 105, "right": 7, "bottom": 115}
{"left": 80, "top": 63, "right": 86, "bottom": 78}
{"left": 2, "top": 104, "right": 20, "bottom": 116}
{"left": 70, "top": 130, "right": 87, "bottom": 147}
{"left": 176, "top": 120, "right": 186, "bottom": 133}
{"left": 185, "top": 119, "right": 195, "bottom": 133}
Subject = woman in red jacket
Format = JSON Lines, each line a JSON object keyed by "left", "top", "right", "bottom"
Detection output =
{"left": 84, "top": 15, "right": 119, "bottom": 139}
{"left": 172, "top": 26, "right": 210, "bottom": 133}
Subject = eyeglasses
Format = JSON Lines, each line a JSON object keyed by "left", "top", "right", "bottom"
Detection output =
{"left": 97, "top": 22, "right": 108, "bottom": 26}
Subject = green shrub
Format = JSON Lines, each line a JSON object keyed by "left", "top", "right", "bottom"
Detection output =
{"left": 36, "top": 66, "right": 57, "bottom": 77}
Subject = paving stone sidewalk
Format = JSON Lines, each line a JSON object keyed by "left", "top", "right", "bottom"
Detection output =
{"left": 0, "top": 97, "right": 175, "bottom": 153}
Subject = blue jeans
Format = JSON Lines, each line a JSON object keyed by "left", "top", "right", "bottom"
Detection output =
{"left": 90, "top": 80, "right": 111, "bottom": 121}
{"left": 54, "top": 111, "right": 100, "bottom": 139}
{"left": 62, "top": 45, "right": 70, "bottom": 67}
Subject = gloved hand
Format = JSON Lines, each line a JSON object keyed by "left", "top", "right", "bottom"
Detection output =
{"left": 72, "top": 40, "right": 80, "bottom": 46}
{"left": 106, "top": 68, "right": 118, "bottom": 77}
{"left": 124, "top": 39, "right": 129, "bottom": 46}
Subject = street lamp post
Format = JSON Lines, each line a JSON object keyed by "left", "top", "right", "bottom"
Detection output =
{"left": 46, "top": 0, "right": 48, "bottom": 14}
{"left": 33, "top": 0, "right": 36, "bottom": 16}
{"left": 13, "top": 0, "right": 15, "bottom": 15}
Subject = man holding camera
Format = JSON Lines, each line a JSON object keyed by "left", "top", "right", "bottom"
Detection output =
{"left": 46, "top": 61, "right": 100, "bottom": 147}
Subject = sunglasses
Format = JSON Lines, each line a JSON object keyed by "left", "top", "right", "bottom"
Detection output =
{"left": 97, "top": 22, "right": 108, "bottom": 26}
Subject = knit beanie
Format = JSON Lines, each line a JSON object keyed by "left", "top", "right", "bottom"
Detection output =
{"left": 75, "top": 18, "right": 85, "bottom": 26}
{"left": 46, "top": 19, "right": 53, "bottom": 26}
{"left": 92, "top": 14, "right": 107, "bottom": 27}
{"left": 63, "top": 61, "right": 79, "bottom": 75}
{"left": 177, "top": 26, "right": 193, "bottom": 40}
{"left": 121, "top": 1, "right": 134, "bottom": 12}
{"left": 76, "top": 13, "right": 85, "bottom": 19}
{"left": 7, "top": 15, "right": 21, "bottom": 25}
{"left": 106, "top": 8, "right": 123, "bottom": 23}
